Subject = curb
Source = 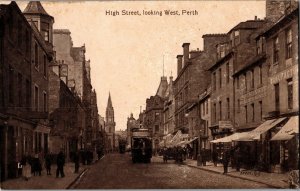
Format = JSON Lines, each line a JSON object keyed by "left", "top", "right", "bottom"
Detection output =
{"left": 66, "top": 154, "right": 105, "bottom": 189}
{"left": 66, "top": 168, "right": 89, "bottom": 189}
{"left": 186, "top": 164, "right": 283, "bottom": 189}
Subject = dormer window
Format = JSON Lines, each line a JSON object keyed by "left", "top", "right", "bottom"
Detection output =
{"left": 217, "top": 44, "right": 226, "bottom": 59}
{"left": 234, "top": 30, "right": 240, "bottom": 46}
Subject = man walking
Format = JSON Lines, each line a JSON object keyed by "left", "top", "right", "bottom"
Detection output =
{"left": 45, "top": 152, "right": 52, "bottom": 175}
{"left": 56, "top": 150, "right": 65, "bottom": 178}
{"left": 222, "top": 150, "right": 230, "bottom": 174}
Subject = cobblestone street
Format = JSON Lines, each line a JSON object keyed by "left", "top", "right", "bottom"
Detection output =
{"left": 73, "top": 153, "right": 270, "bottom": 189}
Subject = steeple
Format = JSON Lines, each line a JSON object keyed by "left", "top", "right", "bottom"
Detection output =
{"left": 107, "top": 92, "right": 113, "bottom": 108}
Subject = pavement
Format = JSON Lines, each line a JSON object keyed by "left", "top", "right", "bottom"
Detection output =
{"left": 156, "top": 156, "right": 289, "bottom": 188}
{"left": 1, "top": 162, "right": 90, "bottom": 189}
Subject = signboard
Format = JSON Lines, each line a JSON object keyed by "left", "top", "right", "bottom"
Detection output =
{"left": 219, "top": 121, "right": 233, "bottom": 129}
{"left": 240, "top": 86, "right": 267, "bottom": 105}
{"left": 132, "top": 131, "right": 150, "bottom": 137}
{"left": 270, "top": 64, "right": 298, "bottom": 84}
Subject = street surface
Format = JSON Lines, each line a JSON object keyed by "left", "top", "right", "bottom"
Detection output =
{"left": 74, "top": 153, "right": 270, "bottom": 189}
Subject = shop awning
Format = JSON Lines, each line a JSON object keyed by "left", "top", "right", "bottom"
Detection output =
{"left": 271, "top": 116, "right": 299, "bottom": 141}
{"left": 210, "top": 132, "right": 247, "bottom": 143}
{"left": 234, "top": 117, "right": 287, "bottom": 141}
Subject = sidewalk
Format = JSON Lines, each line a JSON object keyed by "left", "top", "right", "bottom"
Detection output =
{"left": 155, "top": 156, "right": 289, "bottom": 188}
{"left": 1, "top": 163, "right": 89, "bottom": 189}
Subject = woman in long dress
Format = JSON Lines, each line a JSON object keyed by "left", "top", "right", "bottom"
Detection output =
{"left": 21, "top": 154, "right": 32, "bottom": 181}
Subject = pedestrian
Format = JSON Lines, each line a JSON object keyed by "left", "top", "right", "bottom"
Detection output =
{"left": 20, "top": 154, "right": 31, "bottom": 181}
{"left": 162, "top": 147, "right": 168, "bottom": 163}
{"left": 56, "top": 150, "right": 65, "bottom": 178}
{"left": 212, "top": 150, "right": 218, "bottom": 167}
{"left": 222, "top": 150, "right": 230, "bottom": 174}
{"left": 235, "top": 147, "right": 241, "bottom": 172}
{"left": 45, "top": 152, "right": 52, "bottom": 175}
{"left": 182, "top": 146, "right": 187, "bottom": 161}
{"left": 74, "top": 151, "right": 80, "bottom": 173}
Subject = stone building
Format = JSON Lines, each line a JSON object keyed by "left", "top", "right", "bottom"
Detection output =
{"left": 174, "top": 35, "right": 228, "bottom": 136}
{"left": 208, "top": 19, "right": 267, "bottom": 147}
{"left": 48, "top": 68, "right": 85, "bottom": 160}
{"left": 0, "top": 1, "right": 53, "bottom": 181}
{"left": 262, "top": 4, "right": 298, "bottom": 172}
{"left": 163, "top": 76, "right": 175, "bottom": 136}
{"left": 105, "top": 93, "right": 116, "bottom": 151}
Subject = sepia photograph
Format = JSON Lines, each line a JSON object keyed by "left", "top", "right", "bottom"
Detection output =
{"left": 0, "top": 0, "right": 299, "bottom": 189}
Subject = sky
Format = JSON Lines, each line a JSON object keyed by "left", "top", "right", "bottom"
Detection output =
{"left": 8, "top": 0, "right": 265, "bottom": 131}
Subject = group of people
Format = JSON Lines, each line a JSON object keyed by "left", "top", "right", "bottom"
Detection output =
{"left": 161, "top": 145, "right": 193, "bottom": 164}
{"left": 212, "top": 146, "right": 242, "bottom": 174}
{"left": 19, "top": 150, "right": 70, "bottom": 181}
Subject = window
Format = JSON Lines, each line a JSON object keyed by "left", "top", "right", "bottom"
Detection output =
{"left": 206, "top": 100, "right": 208, "bottom": 114}
{"left": 43, "top": 92, "right": 47, "bottom": 112}
{"left": 17, "top": 73, "right": 22, "bottom": 107}
{"left": 43, "top": 55, "right": 47, "bottom": 77}
{"left": 287, "top": 78, "right": 293, "bottom": 109}
{"left": 244, "top": 73, "right": 247, "bottom": 91}
{"left": 256, "top": 39, "right": 261, "bottom": 55}
{"left": 251, "top": 103, "right": 255, "bottom": 122}
{"left": 219, "top": 101, "right": 222, "bottom": 120}
{"left": 259, "top": 101, "right": 263, "bottom": 121}
{"left": 250, "top": 69, "right": 254, "bottom": 89}
{"left": 26, "top": 80, "right": 30, "bottom": 110}
{"left": 273, "top": 36, "right": 279, "bottom": 64}
{"left": 226, "top": 62, "right": 229, "bottom": 83}
{"left": 219, "top": 68, "right": 222, "bottom": 88}
{"left": 227, "top": 98, "right": 230, "bottom": 119}
{"left": 237, "top": 76, "right": 240, "bottom": 89}
{"left": 245, "top": 105, "right": 248, "bottom": 123}
{"left": 155, "top": 125, "right": 159, "bottom": 132}
{"left": 42, "top": 22, "right": 50, "bottom": 42}
{"left": 17, "top": 20, "right": 22, "bottom": 48}
{"left": 213, "top": 72, "right": 216, "bottom": 90}
{"left": 25, "top": 30, "right": 30, "bottom": 56}
{"left": 155, "top": 112, "right": 160, "bottom": 121}
{"left": 34, "top": 85, "right": 39, "bottom": 111}
{"left": 286, "top": 29, "right": 292, "bottom": 59}
{"left": 234, "top": 30, "right": 240, "bottom": 45}
{"left": 237, "top": 99, "right": 240, "bottom": 113}
{"left": 34, "top": 43, "right": 39, "bottom": 69}
{"left": 258, "top": 65, "right": 262, "bottom": 85}
{"left": 274, "top": 83, "right": 280, "bottom": 111}
{"left": 9, "top": 66, "right": 14, "bottom": 104}
{"left": 213, "top": 103, "right": 217, "bottom": 123}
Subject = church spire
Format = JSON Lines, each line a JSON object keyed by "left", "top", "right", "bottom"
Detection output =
{"left": 107, "top": 92, "right": 113, "bottom": 108}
